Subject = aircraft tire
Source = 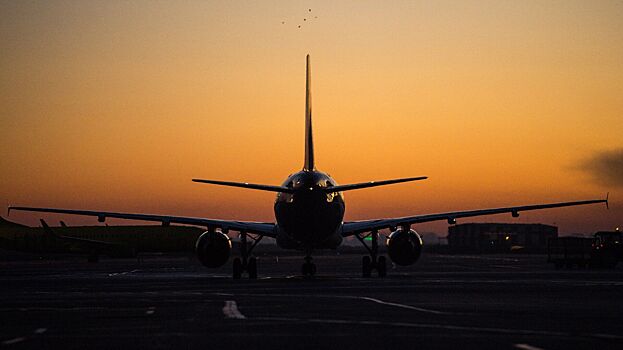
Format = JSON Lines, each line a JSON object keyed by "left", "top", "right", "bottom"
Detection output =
{"left": 377, "top": 256, "right": 387, "bottom": 277}
{"left": 362, "top": 256, "right": 372, "bottom": 277}
{"left": 248, "top": 257, "right": 258, "bottom": 279}
{"left": 233, "top": 258, "right": 242, "bottom": 279}
{"left": 301, "top": 261, "right": 316, "bottom": 277}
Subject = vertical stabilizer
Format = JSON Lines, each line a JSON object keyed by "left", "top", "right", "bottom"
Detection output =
{"left": 303, "top": 54, "right": 315, "bottom": 171}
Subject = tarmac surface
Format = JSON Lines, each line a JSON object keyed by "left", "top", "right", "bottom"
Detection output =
{"left": 1, "top": 252, "right": 622, "bottom": 349}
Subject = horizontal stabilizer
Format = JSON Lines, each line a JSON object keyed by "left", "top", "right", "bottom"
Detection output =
{"left": 192, "top": 179, "right": 295, "bottom": 193}
{"left": 326, "top": 176, "right": 428, "bottom": 192}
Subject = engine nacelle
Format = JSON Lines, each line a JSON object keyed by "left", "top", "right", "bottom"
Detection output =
{"left": 195, "top": 230, "right": 232, "bottom": 268}
{"left": 387, "top": 229, "right": 423, "bottom": 266}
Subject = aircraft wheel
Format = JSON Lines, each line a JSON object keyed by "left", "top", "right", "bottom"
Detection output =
{"left": 362, "top": 256, "right": 372, "bottom": 277}
{"left": 301, "top": 262, "right": 315, "bottom": 277}
{"left": 248, "top": 257, "right": 258, "bottom": 279}
{"left": 377, "top": 256, "right": 387, "bottom": 277}
{"left": 233, "top": 258, "right": 242, "bottom": 279}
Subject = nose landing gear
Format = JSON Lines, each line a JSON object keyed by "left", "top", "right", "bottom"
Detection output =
{"left": 301, "top": 255, "right": 316, "bottom": 277}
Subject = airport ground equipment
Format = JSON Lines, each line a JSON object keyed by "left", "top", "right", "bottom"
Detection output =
{"left": 547, "top": 231, "right": 621, "bottom": 269}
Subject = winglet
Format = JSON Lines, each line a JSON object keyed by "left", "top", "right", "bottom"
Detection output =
{"left": 303, "top": 54, "right": 315, "bottom": 171}
{"left": 606, "top": 192, "right": 610, "bottom": 210}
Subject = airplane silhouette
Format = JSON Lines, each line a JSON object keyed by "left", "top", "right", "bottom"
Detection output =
{"left": 9, "top": 55, "right": 607, "bottom": 278}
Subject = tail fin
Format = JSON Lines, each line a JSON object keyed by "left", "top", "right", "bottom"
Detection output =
{"left": 40, "top": 219, "right": 60, "bottom": 239}
{"left": 303, "top": 54, "right": 315, "bottom": 171}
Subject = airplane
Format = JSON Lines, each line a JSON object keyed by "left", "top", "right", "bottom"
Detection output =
{"left": 9, "top": 55, "right": 607, "bottom": 278}
{"left": 0, "top": 216, "right": 204, "bottom": 261}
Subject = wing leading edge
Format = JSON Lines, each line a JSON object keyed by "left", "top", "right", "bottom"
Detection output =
{"left": 341, "top": 198, "right": 608, "bottom": 236}
{"left": 8, "top": 206, "right": 276, "bottom": 237}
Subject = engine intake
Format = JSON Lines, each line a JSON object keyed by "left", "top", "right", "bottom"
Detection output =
{"left": 195, "top": 230, "right": 232, "bottom": 268}
{"left": 387, "top": 229, "right": 423, "bottom": 266}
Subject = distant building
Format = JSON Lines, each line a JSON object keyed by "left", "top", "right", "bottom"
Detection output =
{"left": 447, "top": 223, "right": 557, "bottom": 253}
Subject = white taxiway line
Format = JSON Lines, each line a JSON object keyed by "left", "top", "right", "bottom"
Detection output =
{"left": 1, "top": 337, "right": 26, "bottom": 345}
{"left": 222, "top": 300, "right": 246, "bottom": 320}
{"left": 212, "top": 293, "right": 451, "bottom": 316}
{"left": 145, "top": 306, "right": 156, "bottom": 315}
{"left": 2, "top": 328, "right": 48, "bottom": 346}
{"left": 514, "top": 344, "right": 545, "bottom": 350}
{"left": 33, "top": 328, "right": 47, "bottom": 335}
{"left": 252, "top": 316, "right": 623, "bottom": 340}
{"left": 355, "top": 296, "right": 450, "bottom": 315}
{"left": 107, "top": 269, "right": 140, "bottom": 277}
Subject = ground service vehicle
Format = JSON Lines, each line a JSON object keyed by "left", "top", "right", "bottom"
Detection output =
{"left": 548, "top": 231, "right": 621, "bottom": 269}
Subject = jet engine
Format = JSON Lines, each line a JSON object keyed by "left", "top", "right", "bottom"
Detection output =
{"left": 195, "top": 230, "right": 232, "bottom": 268}
{"left": 386, "top": 228, "right": 423, "bottom": 266}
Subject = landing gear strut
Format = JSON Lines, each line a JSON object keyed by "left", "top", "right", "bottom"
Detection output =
{"left": 301, "top": 255, "right": 316, "bottom": 277}
{"left": 233, "top": 231, "right": 262, "bottom": 279}
{"left": 356, "top": 230, "right": 387, "bottom": 277}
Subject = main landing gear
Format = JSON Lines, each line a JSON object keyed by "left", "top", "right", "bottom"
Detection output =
{"left": 301, "top": 255, "right": 316, "bottom": 277}
{"left": 233, "top": 232, "right": 263, "bottom": 279}
{"left": 356, "top": 230, "right": 387, "bottom": 278}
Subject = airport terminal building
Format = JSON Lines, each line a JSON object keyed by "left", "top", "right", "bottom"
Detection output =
{"left": 448, "top": 223, "right": 558, "bottom": 253}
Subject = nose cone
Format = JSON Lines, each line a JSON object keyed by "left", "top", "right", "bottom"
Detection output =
{"left": 274, "top": 171, "right": 345, "bottom": 248}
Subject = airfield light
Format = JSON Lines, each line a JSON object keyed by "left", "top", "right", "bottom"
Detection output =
{"left": 505, "top": 236, "right": 510, "bottom": 241}
{"left": 364, "top": 237, "right": 372, "bottom": 241}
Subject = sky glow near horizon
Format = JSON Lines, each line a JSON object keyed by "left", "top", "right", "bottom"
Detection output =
{"left": 1, "top": 1, "right": 622, "bottom": 234}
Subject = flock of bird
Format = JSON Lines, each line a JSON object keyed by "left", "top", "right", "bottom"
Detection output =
{"left": 282, "top": 8, "right": 318, "bottom": 28}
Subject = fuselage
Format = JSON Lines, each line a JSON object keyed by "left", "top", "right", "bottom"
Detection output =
{"left": 274, "top": 170, "right": 345, "bottom": 251}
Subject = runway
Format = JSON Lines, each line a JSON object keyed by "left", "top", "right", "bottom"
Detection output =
{"left": 1, "top": 253, "right": 621, "bottom": 349}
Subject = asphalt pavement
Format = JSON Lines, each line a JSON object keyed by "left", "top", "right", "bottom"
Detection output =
{"left": 1, "top": 253, "right": 622, "bottom": 349}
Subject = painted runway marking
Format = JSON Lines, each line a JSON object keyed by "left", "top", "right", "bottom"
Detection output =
{"left": 108, "top": 269, "right": 140, "bottom": 277}
{"left": 210, "top": 293, "right": 451, "bottom": 316}
{"left": 514, "top": 344, "right": 545, "bottom": 350}
{"left": 222, "top": 300, "right": 246, "bottom": 320}
{"left": 1, "top": 328, "right": 47, "bottom": 345}
{"left": 2, "top": 337, "right": 26, "bottom": 345}
{"left": 252, "top": 316, "right": 623, "bottom": 340}
{"left": 145, "top": 306, "right": 156, "bottom": 315}
{"left": 491, "top": 265, "right": 521, "bottom": 270}
{"left": 33, "top": 328, "right": 47, "bottom": 334}
{"left": 355, "top": 296, "right": 450, "bottom": 315}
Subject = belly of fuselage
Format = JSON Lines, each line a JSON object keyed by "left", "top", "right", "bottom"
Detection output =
{"left": 274, "top": 193, "right": 344, "bottom": 249}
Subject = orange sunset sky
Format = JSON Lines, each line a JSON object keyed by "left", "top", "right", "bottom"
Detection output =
{"left": 1, "top": 1, "right": 621, "bottom": 235}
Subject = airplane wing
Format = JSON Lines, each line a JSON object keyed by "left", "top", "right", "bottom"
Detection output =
{"left": 8, "top": 206, "right": 276, "bottom": 237}
{"left": 341, "top": 198, "right": 607, "bottom": 236}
